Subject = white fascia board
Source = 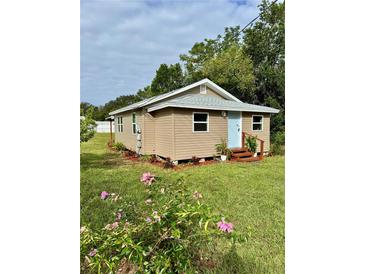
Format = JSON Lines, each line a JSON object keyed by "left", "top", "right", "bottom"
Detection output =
{"left": 147, "top": 103, "right": 280, "bottom": 114}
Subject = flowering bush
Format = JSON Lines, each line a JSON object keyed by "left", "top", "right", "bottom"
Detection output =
{"left": 81, "top": 174, "right": 248, "bottom": 273}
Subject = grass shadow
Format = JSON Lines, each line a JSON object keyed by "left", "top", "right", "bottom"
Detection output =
{"left": 202, "top": 245, "right": 262, "bottom": 274}
{"left": 80, "top": 152, "right": 131, "bottom": 170}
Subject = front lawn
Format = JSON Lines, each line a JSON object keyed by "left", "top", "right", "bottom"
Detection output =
{"left": 81, "top": 133, "right": 284, "bottom": 273}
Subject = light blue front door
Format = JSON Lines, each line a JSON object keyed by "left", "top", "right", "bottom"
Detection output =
{"left": 227, "top": 111, "right": 242, "bottom": 148}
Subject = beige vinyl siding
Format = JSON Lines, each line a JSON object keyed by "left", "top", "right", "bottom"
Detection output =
{"left": 142, "top": 112, "right": 156, "bottom": 154}
{"left": 114, "top": 110, "right": 142, "bottom": 151}
{"left": 154, "top": 108, "right": 174, "bottom": 158}
{"left": 242, "top": 112, "right": 270, "bottom": 151}
{"left": 184, "top": 86, "right": 226, "bottom": 98}
{"left": 173, "top": 108, "right": 227, "bottom": 160}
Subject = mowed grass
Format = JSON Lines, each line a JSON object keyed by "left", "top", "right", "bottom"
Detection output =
{"left": 81, "top": 133, "right": 285, "bottom": 273}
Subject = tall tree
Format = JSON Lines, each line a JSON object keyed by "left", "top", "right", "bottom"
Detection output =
{"left": 180, "top": 26, "right": 243, "bottom": 84}
{"left": 243, "top": 0, "right": 285, "bottom": 133}
{"left": 80, "top": 102, "right": 96, "bottom": 116}
{"left": 80, "top": 108, "right": 96, "bottom": 142}
{"left": 150, "top": 63, "right": 185, "bottom": 96}
{"left": 202, "top": 44, "right": 255, "bottom": 102}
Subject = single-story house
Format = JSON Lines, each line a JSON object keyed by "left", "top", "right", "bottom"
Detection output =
{"left": 109, "top": 78, "right": 279, "bottom": 162}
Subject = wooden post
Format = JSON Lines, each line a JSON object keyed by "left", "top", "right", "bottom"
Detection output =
{"left": 109, "top": 120, "right": 113, "bottom": 144}
{"left": 242, "top": 132, "right": 245, "bottom": 148}
{"left": 259, "top": 140, "right": 264, "bottom": 160}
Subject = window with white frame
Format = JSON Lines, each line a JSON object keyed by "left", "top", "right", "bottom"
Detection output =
{"left": 117, "top": 116, "right": 123, "bottom": 132}
{"left": 193, "top": 112, "right": 209, "bottom": 132}
{"left": 200, "top": 84, "right": 207, "bottom": 94}
{"left": 132, "top": 113, "right": 137, "bottom": 134}
{"left": 252, "top": 115, "right": 263, "bottom": 131}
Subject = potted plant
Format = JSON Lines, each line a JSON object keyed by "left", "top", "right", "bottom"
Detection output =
{"left": 215, "top": 139, "right": 231, "bottom": 161}
{"left": 246, "top": 135, "right": 258, "bottom": 157}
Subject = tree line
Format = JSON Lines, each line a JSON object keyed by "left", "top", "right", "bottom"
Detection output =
{"left": 81, "top": 0, "right": 285, "bottom": 140}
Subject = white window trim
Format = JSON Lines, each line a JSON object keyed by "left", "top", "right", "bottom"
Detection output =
{"left": 117, "top": 116, "right": 123, "bottom": 132}
{"left": 252, "top": 115, "right": 264, "bottom": 131}
{"left": 132, "top": 112, "right": 137, "bottom": 135}
{"left": 200, "top": 84, "right": 207, "bottom": 94}
{"left": 192, "top": 112, "right": 209, "bottom": 133}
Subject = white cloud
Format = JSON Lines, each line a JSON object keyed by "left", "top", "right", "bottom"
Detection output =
{"left": 81, "top": 0, "right": 260, "bottom": 105}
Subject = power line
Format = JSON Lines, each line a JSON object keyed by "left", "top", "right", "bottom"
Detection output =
{"left": 241, "top": 0, "right": 280, "bottom": 32}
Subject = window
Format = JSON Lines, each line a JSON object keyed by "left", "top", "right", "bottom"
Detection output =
{"left": 193, "top": 112, "right": 209, "bottom": 132}
{"left": 132, "top": 113, "right": 137, "bottom": 134}
{"left": 252, "top": 115, "right": 263, "bottom": 131}
{"left": 200, "top": 84, "right": 207, "bottom": 94}
{"left": 117, "top": 116, "right": 123, "bottom": 132}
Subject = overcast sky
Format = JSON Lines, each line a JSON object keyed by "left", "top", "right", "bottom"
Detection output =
{"left": 81, "top": 0, "right": 261, "bottom": 106}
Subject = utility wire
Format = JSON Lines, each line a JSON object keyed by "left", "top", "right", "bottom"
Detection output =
{"left": 241, "top": 0, "right": 280, "bottom": 32}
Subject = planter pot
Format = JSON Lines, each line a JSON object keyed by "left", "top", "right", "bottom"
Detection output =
{"left": 221, "top": 155, "right": 227, "bottom": 161}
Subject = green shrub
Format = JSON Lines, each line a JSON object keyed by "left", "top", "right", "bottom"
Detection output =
{"left": 80, "top": 109, "right": 96, "bottom": 143}
{"left": 80, "top": 176, "right": 247, "bottom": 273}
{"left": 139, "top": 154, "right": 152, "bottom": 162}
{"left": 113, "top": 142, "right": 126, "bottom": 151}
{"left": 271, "top": 131, "right": 285, "bottom": 155}
{"left": 272, "top": 131, "right": 285, "bottom": 146}
{"left": 271, "top": 143, "right": 285, "bottom": 155}
{"left": 245, "top": 135, "right": 257, "bottom": 153}
{"left": 215, "top": 138, "right": 232, "bottom": 159}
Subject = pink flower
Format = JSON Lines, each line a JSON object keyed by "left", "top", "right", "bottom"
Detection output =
{"left": 140, "top": 172, "right": 155, "bottom": 186}
{"left": 146, "top": 217, "right": 152, "bottom": 223}
{"left": 89, "top": 249, "right": 97, "bottom": 257}
{"left": 217, "top": 219, "right": 234, "bottom": 233}
{"left": 100, "top": 191, "right": 109, "bottom": 200}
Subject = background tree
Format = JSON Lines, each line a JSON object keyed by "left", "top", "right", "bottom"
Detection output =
{"left": 80, "top": 108, "right": 96, "bottom": 142}
{"left": 180, "top": 26, "right": 242, "bottom": 84}
{"left": 80, "top": 102, "right": 96, "bottom": 116}
{"left": 243, "top": 0, "right": 285, "bottom": 135}
{"left": 150, "top": 63, "right": 185, "bottom": 96}
{"left": 202, "top": 44, "right": 255, "bottom": 102}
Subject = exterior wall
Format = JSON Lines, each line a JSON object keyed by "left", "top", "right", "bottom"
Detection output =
{"left": 154, "top": 108, "right": 174, "bottom": 158}
{"left": 114, "top": 109, "right": 271, "bottom": 157}
{"left": 173, "top": 108, "right": 228, "bottom": 161}
{"left": 184, "top": 86, "right": 226, "bottom": 98}
{"left": 114, "top": 110, "right": 142, "bottom": 151}
{"left": 242, "top": 112, "right": 271, "bottom": 152}
{"left": 142, "top": 112, "right": 156, "bottom": 154}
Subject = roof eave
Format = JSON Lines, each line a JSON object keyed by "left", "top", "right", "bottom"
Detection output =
{"left": 147, "top": 103, "right": 280, "bottom": 114}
